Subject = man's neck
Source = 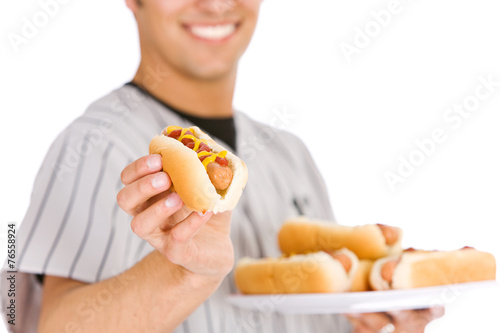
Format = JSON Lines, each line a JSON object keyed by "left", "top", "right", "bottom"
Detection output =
{"left": 132, "top": 55, "right": 236, "bottom": 118}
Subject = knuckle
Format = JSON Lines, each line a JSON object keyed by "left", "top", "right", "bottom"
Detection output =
{"left": 169, "top": 228, "right": 186, "bottom": 244}
{"left": 138, "top": 176, "right": 154, "bottom": 195}
{"left": 120, "top": 168, "right": 128, "bottom": 185}
{"left": 130, "top": 218, "right": 142, "bottom": 236}
{"left": 138, "top": 156, "right": 150, "bottom": 174}
{"left": 152, "top": 200, "right": 165, "bottom": 217}
{"left": 116, "top": 190, "right": 129, "bottom": 212}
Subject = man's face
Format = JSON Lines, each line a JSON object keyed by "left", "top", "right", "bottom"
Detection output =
{"left": 130, "top": 0, "right": 263, "bottom": 81}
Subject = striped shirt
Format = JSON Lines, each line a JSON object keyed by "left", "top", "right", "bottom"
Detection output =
{"left": 3, "top": 84, "right": 351, "bottom": 332}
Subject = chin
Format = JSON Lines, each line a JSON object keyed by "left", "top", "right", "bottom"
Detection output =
{"left": 191, "top": 64, "right": 237, "bottom": 81}
{"left": 178, "top": 51, "right": 240, "bottom": 81}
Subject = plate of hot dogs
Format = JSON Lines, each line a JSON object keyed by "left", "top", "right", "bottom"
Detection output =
{"left": 227, "top": 217, "right": 498, "bottom": 314}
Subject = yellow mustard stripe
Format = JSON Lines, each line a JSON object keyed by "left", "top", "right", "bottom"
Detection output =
{"left": 193, "top": 140, "right": 201, "bottom": 151}
{"left": 202, "top": 155, "right": 218, "bottom": 168}
{"left": 166, "top": 125, "right": 183, "bottom": 134}
{"left": 180, "top": 134, "right": 196, "bottom": 141}
{"left": 166, "top": 126, "right": 228, "bottom": 170}
{"left": 202, "top": 151, "right": 228, "bottom": 168}
{"left": 180, "top": 128, "right": 190, "bottom": 137}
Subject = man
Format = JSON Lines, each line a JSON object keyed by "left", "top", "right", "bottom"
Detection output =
{"left": 7, "top": 0, "right": 442, "bottom": 332}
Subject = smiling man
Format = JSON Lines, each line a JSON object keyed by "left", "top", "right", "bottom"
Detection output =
{"left": 7, "top": 1, "right": 442, "bottom": 332}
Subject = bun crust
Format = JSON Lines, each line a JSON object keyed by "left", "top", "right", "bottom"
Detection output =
{"left": 392, "top": 248, "right": 496, "bottom": 289}
{"left": 370, "top": 248, "right": 497, "bottom": 290}
{"left": 234, "top": 251, "right": 355, "bottom": 294}
{"left": 149, "top": 126, "right": 248, "bottom": 213}
{"left": 369, "top": 255, "right": 399, "bottom": 291}
{"left": 351, "top": 259, "right": 375, "bottom": 292}
{"left": 278, "top": 217, "right": 403, "bottom": 260}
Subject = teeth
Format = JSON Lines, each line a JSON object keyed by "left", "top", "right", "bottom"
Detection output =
{"left": 190, "top": 24, "right": 236, "bottom": 40}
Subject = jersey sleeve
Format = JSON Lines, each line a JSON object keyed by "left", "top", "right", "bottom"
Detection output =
{"left": 16, "top": 118, "right": 133, "bottom": 283}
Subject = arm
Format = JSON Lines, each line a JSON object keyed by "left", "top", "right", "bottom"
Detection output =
{"left": 38, "top": 154, "right": 234, "bottom": 333}
{"left": 39, "top": 252, "right": 221, "bottom": 333}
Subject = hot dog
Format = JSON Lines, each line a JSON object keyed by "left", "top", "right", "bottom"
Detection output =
{"left": 149, "top": 126, "right": 248, "bottom": 213}
{"left": 234, "top": 249, "right": 359, "bottom": 294}
{"left": 278, "top": 217, "right": 403, "bottom": 260}
{"left": 351, "top": 259, "right": 375, "bottom": 292}
{"left": 370, "top": 247, "right": 497, "bottom": 290}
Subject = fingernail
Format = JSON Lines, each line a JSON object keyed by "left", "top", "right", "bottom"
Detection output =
{"left": 147, "top": 155, "right": 162, "bottom": 170}
{"left": 151, "top": 173, "right": 167, "bottom": 188}
{"left": 197, "top": 211, "right": 211, "bottom": 217}
{"left": 165, "top": 193, "right": 181, "bottom": 208}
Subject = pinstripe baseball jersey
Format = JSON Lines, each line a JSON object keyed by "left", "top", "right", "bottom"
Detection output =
{"left": 3, "top": 84, "right": 351, "bottom": 332}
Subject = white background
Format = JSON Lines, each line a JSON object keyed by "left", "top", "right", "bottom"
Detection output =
{"left": 1, "top": 0, "right": 499, "bottom": 332}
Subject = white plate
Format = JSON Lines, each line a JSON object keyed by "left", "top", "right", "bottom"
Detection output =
{"left": 226, "top": 281, "right": 499, "bottom": 314}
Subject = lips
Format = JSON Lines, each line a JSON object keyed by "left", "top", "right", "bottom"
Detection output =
{"left": 186, "top": 23, "right": 238, "bottom": 41}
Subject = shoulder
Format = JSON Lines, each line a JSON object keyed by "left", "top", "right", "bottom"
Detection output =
{"left": 75, "top": 85, "right": 145, "bottom": 130}
{"left": 58, "top": 85, "right": 176, "bottom": 160}
{"left": 36, "top": 86, "right": 160, "bottom": 185}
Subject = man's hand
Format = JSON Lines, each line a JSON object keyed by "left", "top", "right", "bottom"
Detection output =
{"left": 39, "top": 154, "right": 235, "bottom": 333}
{"left": 117, "top": 154, "right": 234, "bottom": 280}
{"left": 345, "top": 307, "right": 445, "bottom": 333}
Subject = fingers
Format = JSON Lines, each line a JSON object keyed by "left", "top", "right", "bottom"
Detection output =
{"left": 363, "top": 313, "right": 392, "bottom": 330}
{"left": 161, "top": 204, "right": 193, "bottom": 231}
{"left": 121, "top": 154, "right": 163, "bottom": 185}
{"left": 388, "top": 307, "right": 445, "bottom": 333}
{"left": 202, "top": 210, "right": 232, "bottom": 234}
{"left": 165, "top": 211, "right": 214, "bottom": 264}
{"left": 117, "top": 170, "right": 172, "bottom": 216}
{"left": 348, "top": 317, "right": 375, "bottom": 333}
{"left": 361, "top": 313, "right": 392, "bottom": 331}
{"left": 346, "top": 307, "right": 445, "bottom": 333}
{"left": 389, "top": 307, "right": 445, "bottom": 322}
{"left": 170, "top": 211, "right": 214, "bottom": 244}
{"left": 345, "top": 313, "right": 392, "bottom": 332}
{"left": 130, "top": 192, "right": 184, "bottom": 240}
{"left": 426, "top": 306, "right": 445, "bottom": 320}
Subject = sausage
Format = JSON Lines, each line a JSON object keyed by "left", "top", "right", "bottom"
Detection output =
{"left": 328, "top": 252, "right": 352, "bottom": 273}
{"left": 381, "top": 260, "right": 398, "bottom": 283}
{"left": 207, "top": 162, "right": 233, "bottom": 190}
{"left": 165, "top": 127, "right": 233, "bottom": 190}
{"left": 377, "top": 224, "right": 399, "bottom": 246}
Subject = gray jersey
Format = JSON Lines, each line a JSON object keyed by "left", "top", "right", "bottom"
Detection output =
{"left": 2, "top": 85, "right": 351, "bottom": 332}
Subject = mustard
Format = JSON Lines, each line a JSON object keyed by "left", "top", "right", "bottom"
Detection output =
{"left": 166, "top": 125, "right": 183, "bottom": 134}
{"left": 165, "top": 126, "right": 228, "bottom": 170}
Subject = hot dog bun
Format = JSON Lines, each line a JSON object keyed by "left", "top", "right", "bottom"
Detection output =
{"left": 234, "top": 249, "right": 359, "bottom": 294}
{"left": 369, "top": 255, "right": 399, "bottom": 291}
{"left": 149, "top": 126, "right": 248, "bottom": 213}
{"left": 370, "top": 248, "right": 497, "bottom": 290}
{"left": 351, "top": 259, "right": 374, "bottom": 292}
{"left": 278, "top": 217, "right": 403, "bottom": 260}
